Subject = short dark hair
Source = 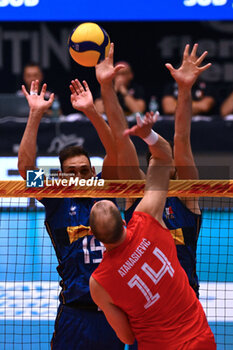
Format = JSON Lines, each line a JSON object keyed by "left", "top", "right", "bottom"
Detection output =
{"left": 59, "top": 146, "right": 91, "bottom": 171}
{"left": 90, "top": 201, "right": 124, "bottom": 244}
{"left": 23, "top": 62, "right": 41, "bottom": 70}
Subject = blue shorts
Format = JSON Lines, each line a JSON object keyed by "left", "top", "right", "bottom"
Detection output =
{"left": 51, "top": 304, "right": 125, "bottom": 350}
{"left": 129, "top": 341, "right": 137, "bottom": 349}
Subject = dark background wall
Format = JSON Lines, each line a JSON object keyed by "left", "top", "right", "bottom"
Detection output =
{"left": 1, "top": 21, "right": 233, "bottom": 115}
{"left": 0, "top": 21, "right": 233, "bottom": 179}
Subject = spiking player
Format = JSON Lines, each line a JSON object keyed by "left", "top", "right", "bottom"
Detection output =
{"left": 89, "top": 115, "right": 216, "bottom": 349}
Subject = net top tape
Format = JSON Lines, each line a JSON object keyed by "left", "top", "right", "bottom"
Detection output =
{"left": 0, "top": 180, "right": 233, "bottom": 198}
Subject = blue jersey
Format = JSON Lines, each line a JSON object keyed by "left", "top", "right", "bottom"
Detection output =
{"left": 41, "top": 197, "right": 110, "bottom": 305}
{"left": 163, "top": 197, "right": 201, "bottom": 297}
{"left": 125, "top": 197, "right": 201, "bottom": 298}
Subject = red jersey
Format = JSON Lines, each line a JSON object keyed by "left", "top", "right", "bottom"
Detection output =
{"left": 92, "top": 212, "right": 215, "bottom": 350}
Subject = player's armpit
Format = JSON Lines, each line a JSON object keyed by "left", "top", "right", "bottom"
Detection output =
{"left": 89, "top": 276, "right": 135, "bottom": 345}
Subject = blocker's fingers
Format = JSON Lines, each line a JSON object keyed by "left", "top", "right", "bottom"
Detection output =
{"left": 183, "top": 44, "right": 190, "bottom": 60}
{"left": 48, "top": 93, "right": 55, "bottom": 105}
{"left": 165, "top": 63, "right": 175, "bottom": 74}
{"left": 69, "top": 84, "right": 75, "bottom": 94}
{"left": 195, "top": 51, "right": 208, "bottom": 66}
{"left": 30, "top": 80, "right": 36, "bottom": 93}
{"left": 114, "top": 64, "right": 125, "bottom": 74}
{"left": 71, "top": 80, "right": 80, "bottom": 94}
{"left": 199, "top": 62, "right": 212, "bottom": 72}
{"left": 21, "top": 85, "right": 29, "bottom": 97}
{"left": 190, "top": 43, "right": 198, "bottom": 58}
{"left": 34, "top": 80, "right": 39, "bottom": 93}
{"left": 123, "top": 125, "right": 138, "bottom": 137}
{"left": 108, "top": 42, "right": 114, "bottom": 61}
{"left": 153, "top": 111, "right": 160, "bottom": 123}
{"left": 82, "top": 80, "right": 89, "bottom": 91}
{"left": 40, "top": 83, "right": 47, "bottom": 98}
{"left": 75, "top": 79, "right": 84, "bottom": 92}
{"left": 136, "top": 113, "right": 144, "bottom": 127}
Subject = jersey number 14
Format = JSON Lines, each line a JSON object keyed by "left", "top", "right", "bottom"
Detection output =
{"left": 128, "top": 247, "right": 174, "bottom": 309}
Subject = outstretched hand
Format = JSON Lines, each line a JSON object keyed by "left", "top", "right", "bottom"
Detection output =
{"left": 165, "top": 43, "right": 211, "bottom": 89}
{"left": 95, "top": 43, "right": 125, "bottom": 85}
{"left": 70, "top": 79, "right": 94, "bottom": 113}
{"left": 22, "top": 80, "right": 54, "bottom": 113}
{"left": 124, "top": 111, "right": 159, "bottom": 139}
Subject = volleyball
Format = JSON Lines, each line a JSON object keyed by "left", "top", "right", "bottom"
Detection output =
{"left": 68, "top": 22, "right": 111, "bottom": 67}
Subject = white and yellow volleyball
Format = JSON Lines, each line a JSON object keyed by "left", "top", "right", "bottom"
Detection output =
{"left": 68, "top": 22, "right": 111, "bottom": 67}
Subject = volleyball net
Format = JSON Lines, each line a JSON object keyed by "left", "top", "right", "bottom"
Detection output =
{"left": 0, "top": 180, "right": 232, "bottom": 350}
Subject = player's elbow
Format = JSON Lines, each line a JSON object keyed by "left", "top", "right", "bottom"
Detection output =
{"left": 117, "top": 332, "right": 135, "bottom": 345}
{"left": 17, "top": 161, "right": 26, "bottom": 180}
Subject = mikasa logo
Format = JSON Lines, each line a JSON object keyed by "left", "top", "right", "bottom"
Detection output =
{"left": 0, "top": 0, "right": 39, "bottom": 6}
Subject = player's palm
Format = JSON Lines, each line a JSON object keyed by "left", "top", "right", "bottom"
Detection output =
{"left": 171, "top": 60, "right": 200, "bottom": 87}
{"left": 124, "top": 112, "right": 157, "bottom": 139}
{"left": 71, "top": 90, "right": 93, "bottom": 112}
{"left": 29, "top": 96, "right": 53, "bottom": 112}
{"left": 96, "top": 59, "right": 116, "bottom": 85}
{"left": 96, "top": 42, "right": 125, "bottom": 85}
{"left": 69, "top": 79, "right": 94, "bottom": 113}
{"left": 22, "top": 81, "right": 54, "bottom": 114}
{"left": 165, "top": 44, "right": 211, "bottom": 89}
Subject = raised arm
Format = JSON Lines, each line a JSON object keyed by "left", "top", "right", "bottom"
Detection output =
{"left": 165, "top": 44, "right": 211, "bottom": 180}
{"left": 69, "top": 79, "right": 118, "bottom": 179}
{"left": 124, "top": 113, "right": 173, "bottom": 225}
{"left": 165, "top": 44, "right": 211, "bottom": 214}
{"left": 18, "top": 80, "right": 54, "bottom": 179}
{"left": 95, "top": 43, "right": 144, "bottom": 180}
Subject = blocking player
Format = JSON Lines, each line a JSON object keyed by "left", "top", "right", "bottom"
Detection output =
{"left": 96, "top": 43, "right": 211, "bottom": 299}
{"left": 18, "top": 79, "right": 125, "bottom": 350}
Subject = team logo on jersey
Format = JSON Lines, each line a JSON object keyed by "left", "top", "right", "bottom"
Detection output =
{"left": 69, "top": 205, "right": 77, "bottom": 216}
{"left": 164, "top": 206, "right": 175, "bottom": 219}
{"left": 26, "top": 169, "right": 44, "bottom": 188}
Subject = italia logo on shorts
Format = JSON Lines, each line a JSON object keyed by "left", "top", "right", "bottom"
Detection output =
{"left": 26, "top": 169, "right": 44, "bottom": 188}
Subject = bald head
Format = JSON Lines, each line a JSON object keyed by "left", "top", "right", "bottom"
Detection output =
{"left": 90, "top": 200, "right": 124, "bottom": 244}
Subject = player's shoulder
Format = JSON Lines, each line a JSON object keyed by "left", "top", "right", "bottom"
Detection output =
{"left": 129, "top": 211, "right": 165, "bottom": 229}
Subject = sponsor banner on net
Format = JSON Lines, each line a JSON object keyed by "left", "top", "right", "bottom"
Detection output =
{"left": 0, "top": 281, "right": 232, "bottom": 321}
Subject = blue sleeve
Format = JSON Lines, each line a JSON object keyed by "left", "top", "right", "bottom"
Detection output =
{"left": 39, "top": 198, "right": 63, "bottom": 219}
{"left": 124, "top": 198, "right": 141, "bottom": 224}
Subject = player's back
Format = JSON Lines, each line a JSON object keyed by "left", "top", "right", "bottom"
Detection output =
{"left": 93, "top": 211, "right": 212, "bottom": 349}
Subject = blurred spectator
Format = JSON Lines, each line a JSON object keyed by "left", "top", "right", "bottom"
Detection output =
{"left": 161, "top": 80, "right": 216, "bottom": 116}
{"left": 220, "top": 89, "right": 233, "bottom": 118}
{"left": 17, "top": 62, "right": 62, "bottom": 117}
{"left": 94, "top": 61, "right": 146, "bottom": 116}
